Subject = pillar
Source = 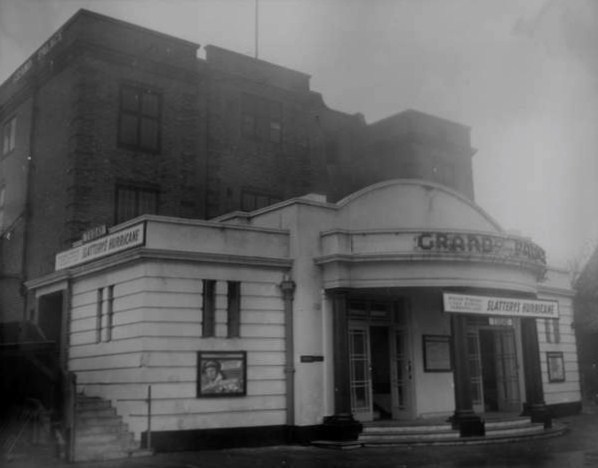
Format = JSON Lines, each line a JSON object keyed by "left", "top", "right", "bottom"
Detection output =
{"left": 321, "top": 290, "right": 362, "bottom": 441}
{"left": 521, "top": 318, "right": 551, "bottom": 428}
{"left": 450, "top": 314, "right": 485, "bottom": 436}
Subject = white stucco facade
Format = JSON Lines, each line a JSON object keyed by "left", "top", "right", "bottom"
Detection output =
{"left": 28, "top": 179, "right": 581, "bottom": 443}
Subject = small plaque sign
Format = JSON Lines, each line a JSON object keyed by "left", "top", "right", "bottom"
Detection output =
{"left": 300, "top": 355, "right": 324, "bottom": 363}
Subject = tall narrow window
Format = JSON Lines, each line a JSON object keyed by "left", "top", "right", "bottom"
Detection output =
{"left": 96, "top": 288, "right": 104, "bottom": 343}
{"left": 227, "top": 281, "right": 241, "bottom": 338}
{"left": 115, "top": 185, "right": 159, "bottom": 224}
{"left": 552, "top": 319, "right": 561, "bottom": 344}
{"left": 118, "top": 85, "right": 161, "bottom": 152}
{"left": 544, "top": 318, "right": 552, "bottom": 343}
{"left": 0, "top": 186, "right": 5, "bottom": 229}
{"left": 202, "top": 280, "right": 216, "bottom": 337}
{"left": 2, "top": 117, "right": 16, "bottom": 155}
{"left": 106, "top": 286, "right": 114, "bottom": 342}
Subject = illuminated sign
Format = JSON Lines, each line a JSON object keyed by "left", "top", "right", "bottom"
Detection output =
{"left": 414, "top": 232, "right": 546, "bottom": 265}
{"left": 443, "top": 293, "right": 558, "bottom": 319}
{"left": 55, "top": 223, "right": 145, "bottom": 270}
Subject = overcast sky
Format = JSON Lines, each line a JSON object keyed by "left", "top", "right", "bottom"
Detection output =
{"left": 1, "top": 0, "right": 597, "bottom": 268}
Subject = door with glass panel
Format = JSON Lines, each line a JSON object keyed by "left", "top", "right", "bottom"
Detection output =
{"left": 391, "top": 321, "right": 414, "bottom": 419}
{"left": 348, "top": 299, "right": 413, "bottom": 421}
{"left": 494, "top": 329, "right": 520, "bottom": 412}
{"left": 348, "top": 323, "right": 373, "bottom": 421}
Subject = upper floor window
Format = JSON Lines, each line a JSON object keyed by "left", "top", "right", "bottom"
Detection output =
{"left": 0, "top": 186, "right": 5, "bottom": 229}
{"left": 115, "top": 184, "right": 159, "bottom": 224}
{"left": 241, "top": 93, "right": 282, "bottom": 143}
{"left": 2, "top": 117, "right": 16, "bottom": 155}
{"left": 241, "top": 189, "right": 281, "bottom": 212}
{"left": 118, "top": 85, "right": 161, "bottom": 152}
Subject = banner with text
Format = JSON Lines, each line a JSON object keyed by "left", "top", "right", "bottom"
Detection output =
{"left": 443, "top": 293, "right": 559, "bottom": 319}
{"left": 55, "top": 223, "right": 145, "bottom": 270}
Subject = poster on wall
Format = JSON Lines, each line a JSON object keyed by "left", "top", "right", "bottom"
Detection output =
{"left": 197, "top": 351, "right": 247, "bottom": 397}
{"left": 547, "top": 352, "right": 566, "bottom": 383}
{"left": 422, "top": 335, "right": 452, "bottom": 372}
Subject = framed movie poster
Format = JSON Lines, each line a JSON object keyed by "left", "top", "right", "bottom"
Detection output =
{"left": 423, "top": 335, "right": 452, "bottom": 372}
{"left": 547, "top": 351, "right": 565, "bottom": 383}
{"left": 197, "top": 351, "right": 247, "bottom": 397}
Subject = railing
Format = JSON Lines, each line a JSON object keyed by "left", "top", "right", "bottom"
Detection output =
{"left": 0, "top": 399, "right": 51, "bottom": 461}
{"left": 60, "top": 371, "right": 77, "bottom": 462}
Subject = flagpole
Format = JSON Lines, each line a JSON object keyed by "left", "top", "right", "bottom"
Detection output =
{"left": 255, "top": 0, "right": 259, "bottom": 59}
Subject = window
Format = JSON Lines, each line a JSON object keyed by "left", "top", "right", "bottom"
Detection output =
{"left": 545, "top": 318, "right": 560, "bottom": 344}
{"left": 118, "top": 85, "right": 161, "bottom": 152}
{"left": 241, "top": 93, "right": 282, "bottom": 143}
{"left": 227, "top": 281, "right": 241, "bottom": 338}
{"left": 2, "top": 117, "right": 16, "bottom": 155}
{"left": 240, "top": 189, "right": 281, "bottom": 212}
{"left": 0, "top": 186, "right": 5, "bottom": 229}
{"left": 96, "top": 288, "right": 103, "bottom": 343}
{"left": 115, "top": 185, "right": 159, "bottom": 224}
{"left": 106, "top": 285, "right": 114, "bottom": 342}
{"left": 202, "top": 280, "right": 216, "bottom": 337}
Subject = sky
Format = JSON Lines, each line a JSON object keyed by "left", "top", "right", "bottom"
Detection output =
{"left": 1, "top": 0, "right": 597, "bottom": 268}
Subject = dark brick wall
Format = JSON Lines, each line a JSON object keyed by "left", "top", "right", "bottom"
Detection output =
{"left": 0, "top": 10, "right": 479, "bottom": 319}
{"left": 26, "top": 66, "right": 78, "bottom": 281}
{"left": 203, "top": 66, "right": 331, "bottom": 218}
{"left": 24, "top": 39, "right": 205, "bottom": 281}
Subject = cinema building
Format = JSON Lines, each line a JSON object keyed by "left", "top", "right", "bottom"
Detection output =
{"left": 25, "top": 178, "right": 580, "bottom": 457}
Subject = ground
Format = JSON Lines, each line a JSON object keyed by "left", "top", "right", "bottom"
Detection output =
{"left": 7, "top": 406, "right": 598, "bottom": 468}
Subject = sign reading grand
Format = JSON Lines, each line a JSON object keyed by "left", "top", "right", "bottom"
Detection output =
{"left": 415, "top": 232, "right": 546, "bottom": 266}
{"left": 55, "top": 223, "right": 145, "bottom": 270}
{"left": 443, "top": 293, "right": 559, "bottom": 319}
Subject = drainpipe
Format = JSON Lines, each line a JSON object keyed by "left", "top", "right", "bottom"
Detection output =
{"left": 280, "top": 274, "right": 296, "bottom": 433}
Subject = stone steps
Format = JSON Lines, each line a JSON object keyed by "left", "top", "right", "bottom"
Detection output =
{"left": 72, "top": 394, "right": 153, "bottom": 462}
{"left": 313, "top": 416, "right": 567, "bottom": 449}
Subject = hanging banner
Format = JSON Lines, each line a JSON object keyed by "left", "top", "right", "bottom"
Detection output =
{"left": 55, "top": 222, "right": 145, "bottom": 270}
{"left": 443, "top": 293, "right": 559, "bottom": 319}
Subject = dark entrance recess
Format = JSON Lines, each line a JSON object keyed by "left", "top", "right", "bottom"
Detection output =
{"left": 38, "top": 291, "right": 64, "bottom": 344}
{"left": 479, "top": 329, "right": 498, "bottom": 412}
{"left": 370, "top": 326, "right": 392, "bottom": 420}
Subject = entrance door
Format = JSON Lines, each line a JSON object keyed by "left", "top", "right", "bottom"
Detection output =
{"left": 370, "top": 326, "right": 392, "bottom": 419}
{"left": 391, "top": 325, "right": 414, "bottom": 419}
{"left": 348, "top": 300, "right": 414, "bottom": 421}
{"left": 478, "top": 328, "right": 521, "bottom": 413}
{"left": 494, "top": 329, "right": 520, "bottom": 412}
{"left": 348, "top": 323, "right": 372, "bottom": 421}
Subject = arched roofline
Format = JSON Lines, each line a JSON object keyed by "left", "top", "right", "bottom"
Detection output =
{"left": 336, "top": 178, "right": 504, "bottom": 233}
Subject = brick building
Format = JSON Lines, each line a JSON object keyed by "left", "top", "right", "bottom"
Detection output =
{"left": 0, "top": 9, "right": 475, "bottom": 322}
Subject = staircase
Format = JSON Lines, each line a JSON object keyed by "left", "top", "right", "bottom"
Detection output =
{"left": 313, "top": 416, "right": 567, "bottom": 449}
{"left": 73, "top": 394, "right": 152, "bottom": 462}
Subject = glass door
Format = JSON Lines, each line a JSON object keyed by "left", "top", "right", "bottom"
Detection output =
{"left": 391, "top": 325, "right": 414, "bottom": 419}
{"left": 494, "top": 329, "right": 520, "bottom": 412}
{"left": 349, "top": 323, "right": 373, "bottom": 421}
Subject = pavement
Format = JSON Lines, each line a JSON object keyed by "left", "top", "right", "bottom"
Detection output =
{"left": 6, "top": 406, "right": 598, "bottom": 468}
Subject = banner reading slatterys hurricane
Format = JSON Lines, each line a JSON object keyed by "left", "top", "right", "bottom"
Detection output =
{"left": 443, "top": 293, "right": 558, "bottom": 319}
{"left": 55, "top": 223, "right": 145, "bottom": 270}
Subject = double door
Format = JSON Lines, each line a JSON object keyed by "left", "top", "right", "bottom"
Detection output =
{"left": 348, "top": 302, "right": 413, "bottom": 421}
{"left": 468, "top": 325, "right": 521, "bottom": 413}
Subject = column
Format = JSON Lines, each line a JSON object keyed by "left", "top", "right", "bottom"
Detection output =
{"left": 451, "top": 314, "right": 485, "bottom": 436}
{"left": 521, "top": 318, "right": 551, "bottom": 428}
{"left": 332, "top": 291, "right": 351, "bottom": 414}
{"left": 321, "top": 290, "right": 362, "bottom": 441}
